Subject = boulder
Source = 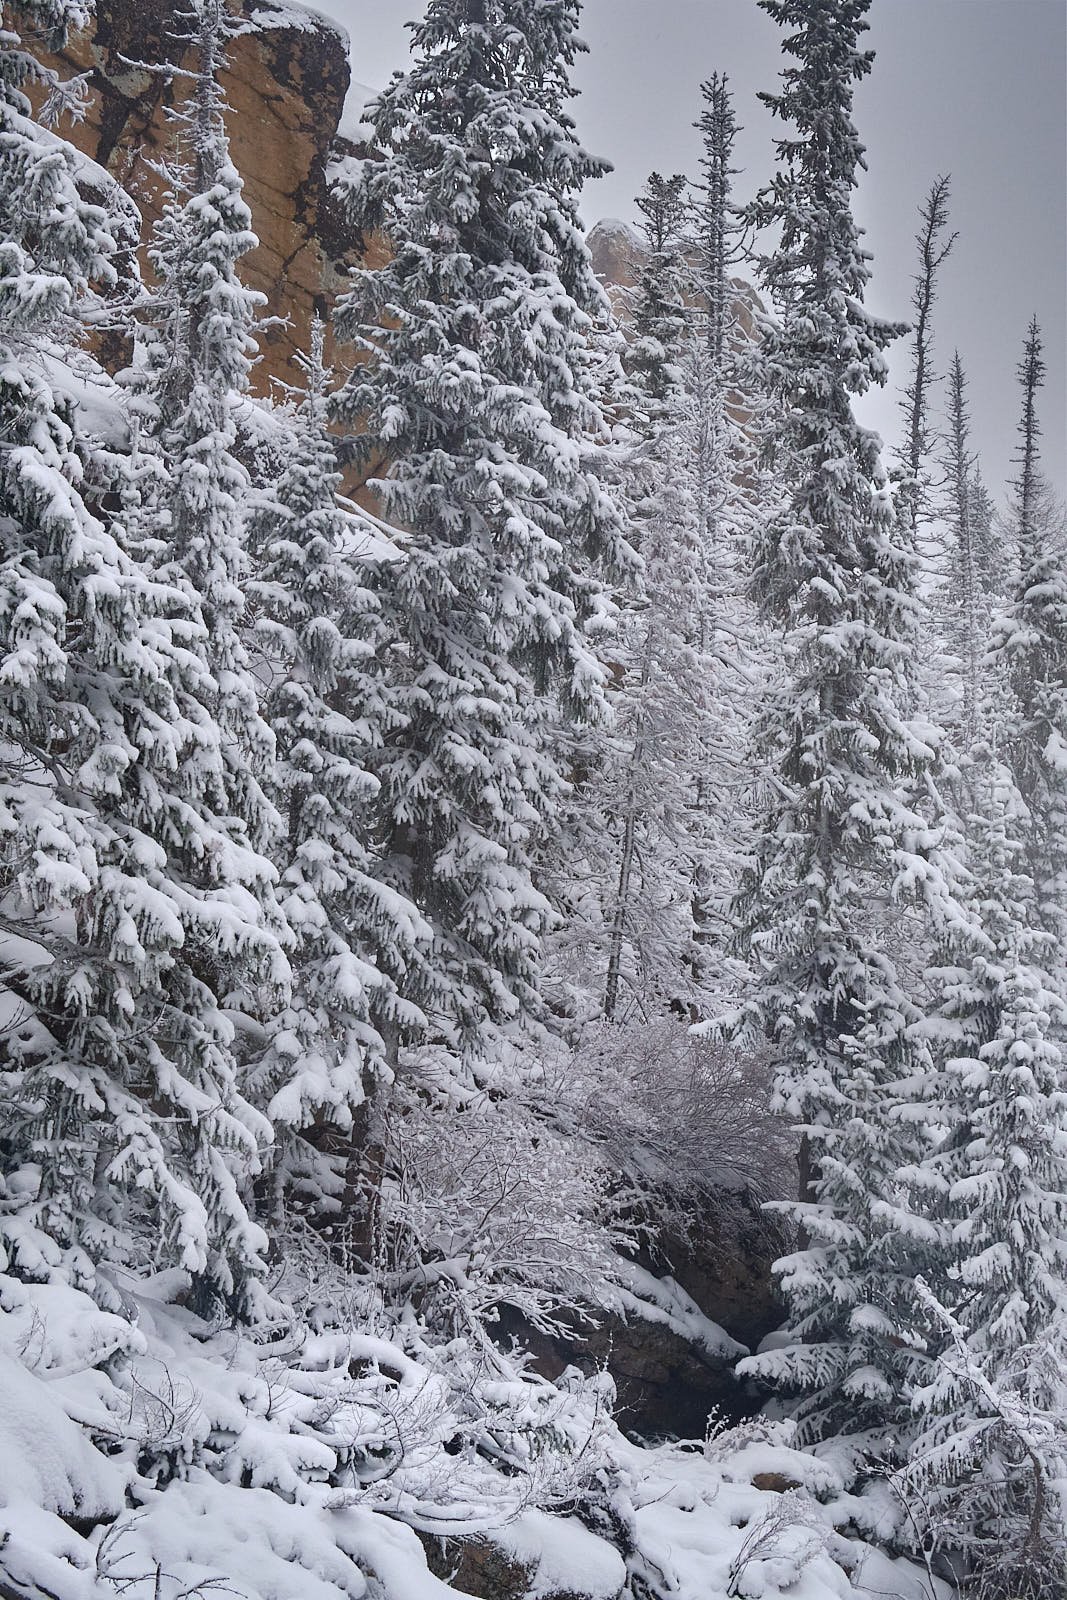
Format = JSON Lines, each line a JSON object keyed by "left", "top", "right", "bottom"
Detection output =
{"left": 419, "top": 1535, "right": 534, "bottom": 1600}
{"left": 418, "top": 1513, "right": 625, "bottom": 1600}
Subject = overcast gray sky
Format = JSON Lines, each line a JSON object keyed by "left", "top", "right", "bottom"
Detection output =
{"left": 316, "top": 0, "right": 1066, "bottom": 506}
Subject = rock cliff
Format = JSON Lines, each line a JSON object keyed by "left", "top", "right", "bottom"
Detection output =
{"left": 31, "top": 0, "right": 380, "bottom": 395}
{"left": 586, "top": 215, "right": 764, "bottom": 346}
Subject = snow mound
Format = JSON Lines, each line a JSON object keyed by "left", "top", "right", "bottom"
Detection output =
{"left": 0, "top": 1350, "right": 126, "bottom": 1521}
{"left": 495, "top": 1511, "right": 625, "bottom": 1599}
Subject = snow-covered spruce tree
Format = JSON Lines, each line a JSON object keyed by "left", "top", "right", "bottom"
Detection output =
{"left": 895, "top": 323, "right": 1067, "bottom": 1589}
{"left": 901, "top": 748, "right": 1067, "bottom": 1595}
{"left": 687, "top": 69, "right": 763, "bottom": 974}
{"left": 941, "top": 353, "right": 984, "bottom": 749}
{"left": 892, "top": 179, "right": 960, "bottom": 755}
{"left": 694, "top": 72, "right": 740, "bottom": 377}
{"left": 968, "top": 467, "right": 1004, "bottom": 600}
{"left": 132, "top": 0, "right": 280, "bottom": 863}
{"left": 690, "top": 69, "right": 748, "bottom": 605}
{"left": 330, "top": 0, "right": 632, "bottom": 1054}
{"left": 731, "top": 0, "right": 961, "bottom": 1464}
{"left": 625, "top": 172, "right": 691, "bottom": 419}
{"left": 246, "top": 320, "right": 431, "bottom": 1239}
{"left": 894, "top": 175, "right": 956, "bottom": 548}
{"left": 991, "top": 319, "right": 1067, "bottom": 949}
{"left": 0, "top": 0, "right": 286, "bottom": 1313}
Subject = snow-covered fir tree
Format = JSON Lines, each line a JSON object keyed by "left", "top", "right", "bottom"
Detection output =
{"left": 968, "top": 465, "right": 1004, "bottom": 600}
{"left": 895, "top": 175, "right": 956, "bottom": 548}
{"left": 578, "top": 171, "right": 718, "bottom": 1022}
{"left": 690, "top": 70, "right": 747, "bottom": 603}
{"left": 132, "top": 0, "right": 281, "bottom": 864}
{"left": 330, "top": 0, "right": 633, "bottom": 1057}
{"left": 941, "top": 352, "right": 985, "bottom": 749}
{"left": 694, "top": 72, "right": 740, "bottom": 376}
{"left": 246, "top": 321, "right": 431, "bottom": 1242}
{"left": 687, "top": 69, "right": 762, "bottom": 976}
{"left": 895, "top": 320, "right": 1067, "bottom": 1593}
{"left": 890, "top": 180, "right": 967, "bottom": 775}
{"left": 625, "top": 172, "right": 691, "bottom": 419}
{"left": 0, "top": 0, "right": 286, "bottom": 1314}
{"left": 732, "top": 0, "right": 962, "bottom": 1464}
{"left": 990, "top": 319, "right": 1067, "bottom": 950}
{"left": 903, "top": 746, "right": 1067, "bottom": 1595}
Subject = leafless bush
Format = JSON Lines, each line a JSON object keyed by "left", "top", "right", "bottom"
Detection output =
{"left": 377, "top": 1081, "right": 631, "bottom": 1338}
{"left": 567, "top": 1017, "right": 795, "bottom": 1211}
{"left": 724, "top": 1490, "right": 830, "bottom": 1596}
{"left": 95, "top": 1516, "right": 245, "bottom": 1600}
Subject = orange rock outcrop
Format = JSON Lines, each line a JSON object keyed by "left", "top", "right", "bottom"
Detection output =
{"left": 31, "top": 0, "right": 381, "bottom": 397}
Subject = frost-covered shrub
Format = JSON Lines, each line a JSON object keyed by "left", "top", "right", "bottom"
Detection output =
{"left": 568, "top": 1018, "right": 793, "bottom": 1214}
{"left": 377, "top": 1061, "right": 631, "bottom": 1338}
{"left": 360, "top": 1011, "right": 788, "bottom": 1345}
{"left": 363, "top": 1023, "right": 790, "bottom": 1358}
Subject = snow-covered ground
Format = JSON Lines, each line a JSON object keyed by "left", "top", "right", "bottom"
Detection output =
{"left": 0, "top": 1270, "right": 946, "bottom": 1600}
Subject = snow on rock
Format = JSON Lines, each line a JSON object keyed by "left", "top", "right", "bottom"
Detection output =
{"left": 612, "top": 1259, "right": 748, "bottom": 1360}
{"left": 250, "top": 0, "right": 351, "bottom": 49}
{"left": 0, "top": 1275, "right": 144, "bottom": 1375}
{"left": 107, "top": 1481, "right": 376, "bottom": 1600}
{"left": 338, "top": 81, "right": 378, "bottom": 146}
{"left": 586, "top": 217, "right": 645, "bottom": 290}
{"left": 586, "top": 216, "right": 643, "bottom": 250}
{"left": 31, "top": 0, "right": 355, "bottom": 400}
{"left": 494, "top": 1511, "right": 626, "bottom": 1599}
{"left": 338, "top": 1511, "right": 459, "bottom": 1600}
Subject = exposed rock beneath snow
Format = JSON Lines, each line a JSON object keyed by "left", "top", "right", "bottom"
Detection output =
{"left": 419, "top": 1513, "right": 626, "bottom": 1600}
{"left": 493, "top": 1192, "right": 784, "bottom": 1444}
{"left": 420, "top": 1533, "right": 536, "bottom": 1600}
{"left": 664, "top": 1194, "right": 786, "bottom": 1358}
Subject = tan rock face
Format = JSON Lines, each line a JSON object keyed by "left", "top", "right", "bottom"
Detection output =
{"left": 585, "top": 217, "right": 762, "bottom": 449}
{"left": 586, "top": 215, "right": 763, "bottom": 344}
{"left": 30, "top": 0, "right": 369, "bottom": 397}
{"left": 587, "top": 216, "right": 645, "bottom": 292}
